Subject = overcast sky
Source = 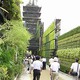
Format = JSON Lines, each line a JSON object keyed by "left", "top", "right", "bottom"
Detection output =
{"left": 22, "top": 0, "right": 80, "bottom": 35}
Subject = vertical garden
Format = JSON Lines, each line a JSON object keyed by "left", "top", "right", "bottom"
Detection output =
{"left": 41, "top": 19, "right": 80, "bottom": 73}
{"left": 41, "top": 22, "right": 55, "bottom": 63}
{"left": 0, "top": 0, "right": 31, "bottom": 80}
{"left": 57, "top": 26, "right": 80, "bottom": 73}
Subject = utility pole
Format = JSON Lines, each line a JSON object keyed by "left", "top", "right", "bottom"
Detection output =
{"left": 53, "top": 19, "right": 61, "bottom": 56}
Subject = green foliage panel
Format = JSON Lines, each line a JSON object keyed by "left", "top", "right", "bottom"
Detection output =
{"left": 50, "top": 40, "right": 55, "bottom": 49}
{"left": 49, "top": 31, "right": 55, "bottom": 41}
{"left": 60, "top": 57, "right": 77, "bottom": 73}
{"left": 58, "top": 26, "right": 80, "bottom": 40}
{"left": 58, "top": 33, "right": 80, "bottom": 49}
{"left": 57, "top": 48, "right": 80, "bottom": 59}
{"left": 57, "top": 26, "right": 80, "bottom": 73}
{"left": 57, "top": 48, "right": 80, "bottom": 73}
{"left": 43, "top": 22, "right": 55, "bottom": 36}
{"left": 42, "top": 22, "right": 55, "bottom": 58}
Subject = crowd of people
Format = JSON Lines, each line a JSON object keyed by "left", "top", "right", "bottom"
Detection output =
{"left": 23, "top": 55, "right": 80, "bottom": 80}
{"left": 23, "top": 55, "right": 43, "bottom": 80}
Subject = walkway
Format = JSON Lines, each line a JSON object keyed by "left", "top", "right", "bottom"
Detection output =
{"left": 17, "top": 65, "right": 74, "bottom": 80}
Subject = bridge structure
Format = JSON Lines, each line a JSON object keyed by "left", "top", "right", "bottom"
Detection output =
{"left": 22, "top": 0, "right": 44, "bottom": 55}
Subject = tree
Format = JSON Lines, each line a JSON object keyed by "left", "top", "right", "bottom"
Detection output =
{"left": 0, "top": 20, "right": 31, "bottom": 80}
{"left": 2, "top": 0, "right": 22, "bottom": 20}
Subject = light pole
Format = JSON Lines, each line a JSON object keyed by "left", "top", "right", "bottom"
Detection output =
{"left": 53, "top": 19, "right": 61, "bottom": 56}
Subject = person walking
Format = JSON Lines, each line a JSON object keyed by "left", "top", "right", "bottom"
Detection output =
{"left": 49, "top": 57, "right": 54, "bottom": 67}
{"left": 30, "top": 55, "right": 43, "bottom": 80}
{"left": 42, "top": 57, "right": 46, "bottom": 70}
{"left": 50, "top": 57, "right": 60, "bottom": 80}
{"left": 69, "top": 58, "right": 80, "bottom": 80}
{"left": 54, "top": 55, "right": 60, "bottom": 63}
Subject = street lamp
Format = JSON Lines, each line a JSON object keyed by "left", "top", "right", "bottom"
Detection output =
{"left": 53, "top": 19, "right": 61, "bottom": 56}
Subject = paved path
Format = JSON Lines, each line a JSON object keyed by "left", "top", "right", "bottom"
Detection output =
{"left": 17, "top": 68, "right": 50, "bottom": 80}
{"left": 17, "top": 66, "right": 74, "bottom": 80}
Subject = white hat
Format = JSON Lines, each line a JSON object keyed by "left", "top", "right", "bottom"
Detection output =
{"left": 53, "top": 57, "right": 58, "bottom": 62}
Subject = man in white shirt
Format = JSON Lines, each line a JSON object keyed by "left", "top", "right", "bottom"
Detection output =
{"left": 69, "top": 58, "right": 79, "bottom": 80}
{"left": 30, "top": 55, "right": 43, "bottom": 80}
{"left": 50, "top": 57, "right": 60, "bottom": 80}
{"left": 54, "top": 55, "right": 60, "bottom": 63}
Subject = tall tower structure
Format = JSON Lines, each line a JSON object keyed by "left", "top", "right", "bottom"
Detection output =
{"left": 23, "top": 0, "right": 43, "bottom": 55}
